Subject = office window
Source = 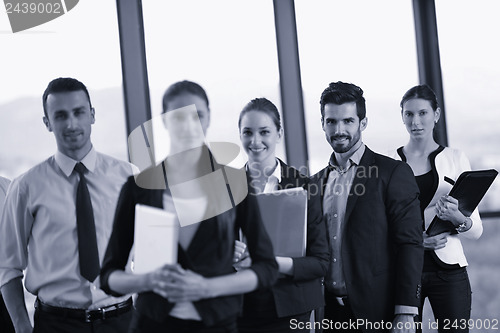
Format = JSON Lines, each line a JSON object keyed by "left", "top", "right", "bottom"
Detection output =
{"left": 436, "top": 0, "right": 500, "bottom": 325}
{"left": 295, "top": 0, "right": 419, "bottom": 174}
{"left": 0, "top": 1, "right": 128, "bottom": 179}
{"left": 436, "top": 0, "right": 500, "bottom": 213}
{"left": 142, "top": 0, "right": 282, "bottom": 164}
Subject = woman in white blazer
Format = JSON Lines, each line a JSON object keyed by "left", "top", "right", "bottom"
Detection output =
{"left": 392, "top": 84, "right": 482, "bottom": 333}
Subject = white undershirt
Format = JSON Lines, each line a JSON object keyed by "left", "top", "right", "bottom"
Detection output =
{"left": 163, "top": 192, "right": 202, "bottom": 321}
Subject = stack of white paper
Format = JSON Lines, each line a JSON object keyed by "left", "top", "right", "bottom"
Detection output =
{"left": 133, "top": 204, "right": 179, "bottom": 274}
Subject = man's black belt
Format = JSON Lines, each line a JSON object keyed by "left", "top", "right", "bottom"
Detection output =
{"left": 35, "top": 298, "right": 132, "bottom": 322}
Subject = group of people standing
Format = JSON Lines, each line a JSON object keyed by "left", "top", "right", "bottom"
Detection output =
{"left": 0, "top": 77, "right": 481, "bottom": 333}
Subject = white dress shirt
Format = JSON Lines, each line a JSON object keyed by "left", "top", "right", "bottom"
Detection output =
{"left": 0, "top": 148, "right": 133, "bottom": 309}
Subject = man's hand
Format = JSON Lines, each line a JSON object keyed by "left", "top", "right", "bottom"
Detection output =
{"left": 1, "top": 277, "right": 33, "bottom": 333}
{"left": 391, "top": 314, "right": 416, "bottom": 333}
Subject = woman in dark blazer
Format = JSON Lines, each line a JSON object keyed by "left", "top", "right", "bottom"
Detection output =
{"left": 100, "top": 81, "right": 278, "bottom": 333}
{"left": 234, "top": 97, "right": 329, "bottom": 333}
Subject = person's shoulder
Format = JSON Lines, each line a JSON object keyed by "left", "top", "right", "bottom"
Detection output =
{"left": 17, "top": 156, "right": 55, "bottom": 181}
{"left": 95, "top": 151, "right": 135, "bottom": 176}
{"left": 439, "top": 146, "right": 466, "bottom": 159}
{"left": 436, "top": 146, "right": 471, "bottom": 170}
{"left": 278, "top": 158, "right": 308, "bottom": 181}
{"left": 383, "top": 147, "right": 404, "bottom": 161}
{"left": 6, "top": 157, "right": 55, "bottom": 193}
{"left": 131, "top": 163, "right": 166, "bottom": 191}
{"left": 366, "top": 147, "right": 413, "bottom": 177}
{"left": 368, "top": 147, "right": 401, "bottom": 166}
{"left": 0, "top": 176, "right": 10, "bottom": 194}
{"left": 309, "top": 166, "right": 329, "bottom": 182}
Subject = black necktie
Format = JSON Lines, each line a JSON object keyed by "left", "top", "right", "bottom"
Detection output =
{"left": 74, "top": 162, "right": 100, "bottom": 282}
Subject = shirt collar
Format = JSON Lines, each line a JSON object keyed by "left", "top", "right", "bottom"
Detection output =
{"left": 55, "top": 147, "right": 97, "bottom": 177}
{"left": 270, "top": 159, "right": 282, "bottom": 184}
{"left": 329, "top": 143, "right": 366, "bottom": 170}
{"left": 245, "top": 158, "right": 282, "bottom": 183}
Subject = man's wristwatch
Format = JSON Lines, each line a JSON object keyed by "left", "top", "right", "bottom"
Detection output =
{"left": 456, "top": 217, "right": 471, "bottom": 233}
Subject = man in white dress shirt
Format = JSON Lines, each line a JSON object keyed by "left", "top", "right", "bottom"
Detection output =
{"left": 0, "top": 77, "right": 133, "bottom": 333}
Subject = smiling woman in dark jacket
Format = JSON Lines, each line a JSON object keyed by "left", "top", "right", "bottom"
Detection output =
{"left": 234, "top": 97, "right": 329, "bottom": 333}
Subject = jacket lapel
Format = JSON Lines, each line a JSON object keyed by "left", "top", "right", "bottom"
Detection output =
{"left": 312, "top": 166, "right": 330, "bottom": 213}
{"left": 344, "top": 148, "right": 375, "bottom": 223}
{"left": 277, "top": 158, "right": 299, "bottom": 189}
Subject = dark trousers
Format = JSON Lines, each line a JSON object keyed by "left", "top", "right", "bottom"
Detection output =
{"left": 238, "top": 311, "right": 311, "bottom": 333}
{"left": 128, "top": 309, "right": 237, "bottom": 333}
{"left": 324, "top": 292, "right": 362, "bottom": 333}
{"left": 33, "top": 307, "right": 132, "bottom": 333}
{"left": 418, "top": 268, "right": 472, "bottom": 333}
{"left": 0, "top": 293, "right": 15, "bottom": 333}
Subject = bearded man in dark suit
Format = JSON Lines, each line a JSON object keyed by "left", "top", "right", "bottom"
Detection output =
{"left": 309, "top": 81, "right": 424, "bottom": 333}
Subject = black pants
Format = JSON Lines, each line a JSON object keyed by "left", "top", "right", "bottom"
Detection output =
{"left": 128, "top": 309, "right": 237, "bottom": 333}
{"left": 418, "top": 268, "right": 472, "bottom": 333}
{"left": 0, "top": 293, "right": 15, "bottom": 333}
{"left": 238, "top": 311, "right": 311, "bottom": 333}
{"left": 324, "top": 292, "right": 362, "bottom": 333}
{"left": 33, "top": 307, "right": 132, "bottom": 333}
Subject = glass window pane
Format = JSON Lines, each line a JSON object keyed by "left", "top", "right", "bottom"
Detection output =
{"left": 436, "top": 0, "right": 500, "bottom": 213}
{"left": 436, "top": 1, "right": 500, "bottom": 323}
{"left": 0, "top": 1, "right": 128, "bottom": 179}
{"left": 142, "top": 0, "right": 282, "bottom": 164}
{"left": 0, "top": 1, "right": 127, "bottom": 323}
{"left": 295, "top": 0, "right": 419, "bottom": 174}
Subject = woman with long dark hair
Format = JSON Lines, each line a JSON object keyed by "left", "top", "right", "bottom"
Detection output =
{"left": 393, "top": 84, "right": 482, "bottom": 333}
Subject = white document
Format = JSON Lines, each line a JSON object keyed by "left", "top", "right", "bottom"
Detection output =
{"left": 133, "top": 204, "right": 179, "bottom": 274}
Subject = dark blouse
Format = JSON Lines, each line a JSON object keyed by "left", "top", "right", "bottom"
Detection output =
{"left": 415, "top": 170, "right": 434, "bottom": 221}
{"left": 100, "top": 166, "right": 278, "bottom": 326}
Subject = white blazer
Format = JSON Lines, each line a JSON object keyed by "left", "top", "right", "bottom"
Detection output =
{"left": 391, "top": 147, "right": 483, "bottom": 267}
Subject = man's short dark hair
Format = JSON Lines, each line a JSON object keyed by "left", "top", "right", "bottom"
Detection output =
{"left": 162, "top": 80, "right": 209, "bottom": 114}
{"left": 320, "top": 81, "right": 366, "bottom": 120}
{"left": 42, "top": 77, "right": 92, "bottom": 118}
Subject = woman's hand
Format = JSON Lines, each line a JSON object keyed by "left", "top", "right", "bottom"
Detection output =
{"left": 163, "top": 269, "right": 211, "bottom": 303}
{"left": 276, "top": 256, "right": 293, "bottom": 275}
{"left": 435, "top": 195, "right": 465, "bottom": 226}
{"left": 146, "top": 264, "right": 183, "bottom": 298}
{"left": 233, "top": 240, "right": 252, "bottom": 271}
{"left": 423, "top": 231, "right": 450, "bottom": 250}
{"left": 233, "top": 240, "right": 249, "bottom": 263}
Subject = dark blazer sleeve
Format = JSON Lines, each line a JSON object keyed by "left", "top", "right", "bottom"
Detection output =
{"left": 290, "top": 178, "right": 329, "bottom": 282}
{"left": 386, "top": 161, "right": 424, "bottom": 307}
{"left": 237, "top": 193, "right": 279, "bottom": 290}
{"left": 100, "top": 176, "right": 138, "bottom": 296}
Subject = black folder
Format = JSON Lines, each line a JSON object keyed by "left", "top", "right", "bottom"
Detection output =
{"left": 426, "top": 169, "right": 498, "bottom": 236}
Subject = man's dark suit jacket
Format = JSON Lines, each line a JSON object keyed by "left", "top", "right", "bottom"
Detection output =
{"left": 242, "top": 159, "right": 329, "bottom": 319}
{"left": 309, "top": 146, "right": 424, "bottom": 328}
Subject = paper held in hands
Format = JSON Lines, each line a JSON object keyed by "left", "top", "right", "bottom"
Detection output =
{"left": 133, "top": 204, "right": 179, "bottom": 274}
{"left": 255, "top": 187, "right": 307, "bottom": 257}
{"left": 426, "top": 169, "right": 498, "bottom": 237}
